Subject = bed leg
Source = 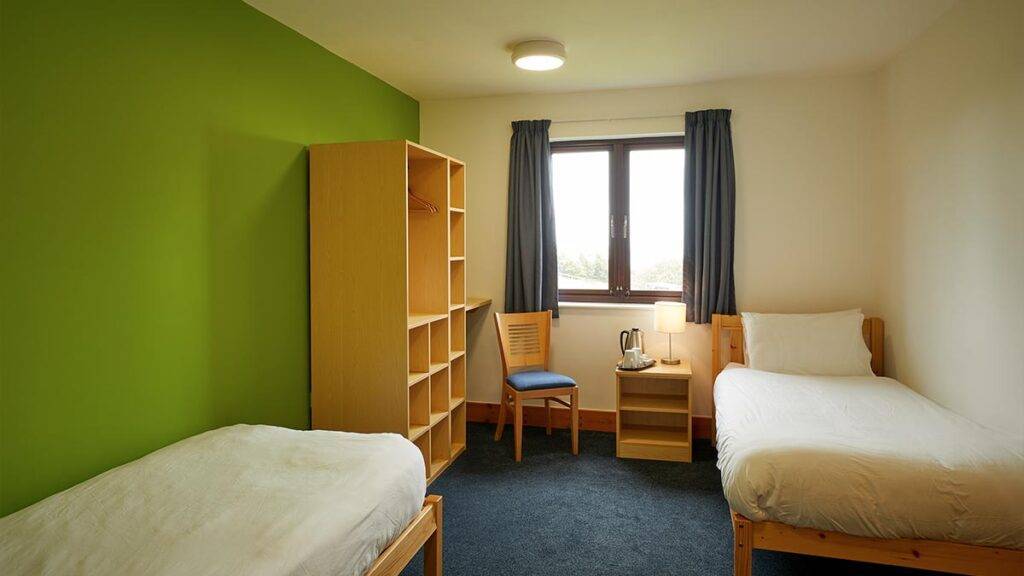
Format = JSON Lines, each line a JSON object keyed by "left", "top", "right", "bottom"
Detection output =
{"left": 425, "top": 496, "right": 443, "bottom": 576}
{"left": 732, "top": 512, "right": 753, "bottom": 576}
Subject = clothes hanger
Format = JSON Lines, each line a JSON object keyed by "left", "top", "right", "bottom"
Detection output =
{"left": 408, "top": 189, "right": 438, "bottom": 213}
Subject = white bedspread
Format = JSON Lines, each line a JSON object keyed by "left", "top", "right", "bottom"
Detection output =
{"left": 715, "top": 366, "right": 1024, "bottom": 549}
{"left": 0, "top": 424, "right": 426, "bottom": 576}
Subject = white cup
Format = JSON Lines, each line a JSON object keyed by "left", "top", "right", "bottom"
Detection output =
{"left": 624, "top": 348, "right": 641, "bottom": 368}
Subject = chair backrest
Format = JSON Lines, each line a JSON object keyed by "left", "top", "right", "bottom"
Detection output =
{"left": 493, "top": 310, "right": 551, "bottom": 377}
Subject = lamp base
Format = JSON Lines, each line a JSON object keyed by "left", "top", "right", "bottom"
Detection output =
{"left": 659, "top": 357, "right": 681, "bottom": 365}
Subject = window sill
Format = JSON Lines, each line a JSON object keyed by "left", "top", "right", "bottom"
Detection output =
{"left": 558, "top": 301, "right": 654, "bottom": 311}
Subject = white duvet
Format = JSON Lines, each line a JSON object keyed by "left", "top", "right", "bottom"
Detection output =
{"left": 715, "top": 366, "right": 1024, "bottom": 549}
{"left": 0, "top": 424, "right": 426, "bottom": 576}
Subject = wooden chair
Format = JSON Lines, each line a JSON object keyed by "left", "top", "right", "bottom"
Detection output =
{"left": 493, "top": 310, "right": 579, "bottom": 462}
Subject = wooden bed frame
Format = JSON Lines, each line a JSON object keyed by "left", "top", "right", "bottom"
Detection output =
{"left": 711, "top": 314, "right": 1023, "bottom": 576}
{"left": 365, "top": 495, "right": 443, "bottom": 576}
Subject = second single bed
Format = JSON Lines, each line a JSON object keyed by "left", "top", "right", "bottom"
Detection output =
{"left": 716, "top": 365, "right": 1024, "bottom": 550}
{"left": 711, "top": 313, "right": 1024, "bottom": 575}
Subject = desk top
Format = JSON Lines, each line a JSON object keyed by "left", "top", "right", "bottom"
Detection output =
{"left": 465, "top": 297, "right": 492, "bottom": 312}
{"left": 616, "top": 359, "right": 692, "bottom": 378}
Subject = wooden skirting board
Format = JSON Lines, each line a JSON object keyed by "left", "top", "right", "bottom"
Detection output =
{"left": 466, "top": 401, "right": 713, "bottom": 440}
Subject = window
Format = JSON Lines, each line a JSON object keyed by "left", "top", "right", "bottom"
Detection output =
{"left": 552, "top": 136, "right": 685, "bottom": 303}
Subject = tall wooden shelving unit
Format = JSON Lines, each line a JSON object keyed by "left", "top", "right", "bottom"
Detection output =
{"left": 310, "top": 140, "right": 467, "bottom": 482}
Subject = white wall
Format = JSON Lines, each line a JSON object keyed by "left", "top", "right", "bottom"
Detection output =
{"left": 422, "top": 74, "right": 884, "bottom": 416}
{"left": 879, "top": 0, "right": 1024, "bottom": 440}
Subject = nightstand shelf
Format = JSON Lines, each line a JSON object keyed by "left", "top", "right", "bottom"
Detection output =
{"left": 616, "top": 361, "right": 692, "bottom": 462}
{"left": 620, "top": 424, "right": 690, "bottom": 446}
{"left": 620, "top": 393, "right": 689, "bottom": 414}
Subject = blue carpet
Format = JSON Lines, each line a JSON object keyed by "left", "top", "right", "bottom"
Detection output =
{"left": 402, "top": 423, "right": 943, "bottom": 576}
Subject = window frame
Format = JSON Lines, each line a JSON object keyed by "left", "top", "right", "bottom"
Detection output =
{"left": 551, "top": 135, "right": 685, "bottom": 305}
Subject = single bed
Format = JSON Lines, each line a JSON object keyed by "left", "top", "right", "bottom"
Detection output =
{"left": 711, "top": 314, "right": 1024, "bottom": 576}
{"left": 0, "top": 424, "right": 442, "bottom": 576}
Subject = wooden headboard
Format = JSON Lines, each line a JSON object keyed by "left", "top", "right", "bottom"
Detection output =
{"left": 710, "top": 313, "right": 885, "bottom": 440}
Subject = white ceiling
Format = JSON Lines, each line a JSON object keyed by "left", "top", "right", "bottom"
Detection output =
{"left": 245, "top": 0, "right": 955, "bottom": 100}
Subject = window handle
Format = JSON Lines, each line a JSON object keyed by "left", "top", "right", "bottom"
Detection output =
{"left": 610, "top": 215, "right": 616, "bottom": 239}
{"left": 623, "top": 215, "right": 629, "bottom": 239}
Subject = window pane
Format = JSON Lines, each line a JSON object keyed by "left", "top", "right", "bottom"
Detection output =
{"left": 629, "top": 148, "right": 684, "bottom": 292}
{"left": 552, "top": 151, "right": 609, "bottom": 290}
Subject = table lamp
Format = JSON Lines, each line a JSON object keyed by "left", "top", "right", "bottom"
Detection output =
{"left": 654, "top": 301, "right": 686, "bottom": 365}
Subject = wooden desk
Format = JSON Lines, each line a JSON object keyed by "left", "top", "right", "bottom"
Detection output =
{"left": 465, "top": 297, "right": 491, "bottom": 312}
{"left": 615, "top": 361, "right": 692, "bottom": 462}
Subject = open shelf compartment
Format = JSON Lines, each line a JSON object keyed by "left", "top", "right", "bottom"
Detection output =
{"left": 451, "top": 402, "right": 466, "bottom": 457}
{"left": 408, "top": 143, "right": 449, "bottom": 318}
{"left": 450, "top": 260, "right": 465, "bottom": 306}
{"left": 619, "top": 393, "right": 688, "bottom": 413}
{"left": 449, "top": 211, "right": 465, "bottom": 258}
{"left": 429, "top": 317, "right": 449, "bottom": 365}
{"left": 429, "top": 414, "right": 451, "bottom": 478}
{"left": 619, "top": 411, "right": 688, "bottom": 447}
{"left": 618, "top": 425, "right": 690, "bottom": 447}
{"left": 618, "top": 378, "right": 688, "bottom": 413}
{"left": 449, "top": 353, "right": 466, "bottom": 409}
{"left": 409, "top": 378, "right": 430, "bottom": 440}
{"left": 408, "top": 324, "right": 430, "bottom": 385}
{"left": 449, "top": 161, "right": 465, "bottom": 210}
{"left": 449, "top": 307, "right": 466, "bottom": 353}
{"left": 429, "top": 367, "right": 449, "bottom": 423}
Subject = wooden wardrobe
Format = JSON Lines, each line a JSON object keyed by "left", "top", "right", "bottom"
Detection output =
{"left": 309, "top": 140, "right": 467, "bottom": 481}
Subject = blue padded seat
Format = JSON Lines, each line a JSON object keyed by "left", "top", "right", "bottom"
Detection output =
{"left": 506, "top": 370, "right": 576, "bottom": 392}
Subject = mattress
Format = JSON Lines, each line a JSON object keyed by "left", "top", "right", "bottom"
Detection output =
{"left": 0, "top": 424, "right": 427, "bottom": 576}
{"left": 715, "top": 365, "right": 1024, "bottom": 549}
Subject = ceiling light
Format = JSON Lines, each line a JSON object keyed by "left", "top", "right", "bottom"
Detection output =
{"left": 512, "top": 40, "right": 566, "bottom": 71}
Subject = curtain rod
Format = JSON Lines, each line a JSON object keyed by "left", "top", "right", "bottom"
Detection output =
{"left": 548, "top": 113, "right": 683, "bottom": 124}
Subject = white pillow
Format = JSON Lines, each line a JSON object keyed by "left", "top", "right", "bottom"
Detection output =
{"left": 741, "top": 310, "right": 873, "bottom": 376}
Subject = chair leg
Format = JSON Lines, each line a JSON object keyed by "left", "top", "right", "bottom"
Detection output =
{"left": 513, "top": 392, "right": 524, "bottom": 462}
{"left": 545, "top": 399, "right": 552, "bottom": 435}
{"left": 570, "top": 388, "right": 579, "bottom": 456}
{"left": 494, "top": 390, "right": 507, "bottom": 441}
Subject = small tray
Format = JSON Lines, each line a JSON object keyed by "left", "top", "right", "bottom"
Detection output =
{"left": 616, "top": 359, "right": 656, "bottom": 371}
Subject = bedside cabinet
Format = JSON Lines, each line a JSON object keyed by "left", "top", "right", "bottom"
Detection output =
{"left": 615, "top": 361, "right": 692, "bottom": 462}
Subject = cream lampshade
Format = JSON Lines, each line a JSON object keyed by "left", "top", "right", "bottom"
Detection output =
{"left": 654, "top": 301, "right": 686, "bottom": 365}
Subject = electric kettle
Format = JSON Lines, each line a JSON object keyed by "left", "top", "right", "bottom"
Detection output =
{"left": 619, "top": 328, "right": 645, "bottom": 355}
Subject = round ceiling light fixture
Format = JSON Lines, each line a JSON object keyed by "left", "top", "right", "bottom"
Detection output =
{"left": 512, "top": 40, "right": 566, "bottom": 71}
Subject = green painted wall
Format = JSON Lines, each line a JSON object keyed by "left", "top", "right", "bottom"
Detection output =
{"left": 0, "top": 0, "right": 419, "bottom": 515}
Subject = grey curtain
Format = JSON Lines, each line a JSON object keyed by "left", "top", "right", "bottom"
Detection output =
{"left": 683, "top": 109, "right": 736, "bottom": 324}
{"left": 504, "top": 120, "right": 559, "bottom": 317}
